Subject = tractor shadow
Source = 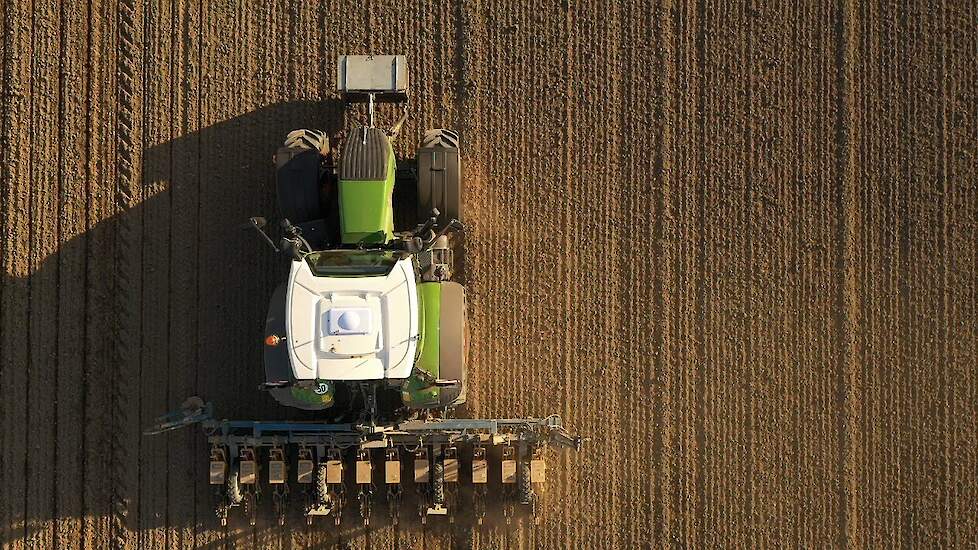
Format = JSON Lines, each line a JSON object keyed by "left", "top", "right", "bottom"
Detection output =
{"left": 1, "top": 100, "right": 494, "bottom": 547}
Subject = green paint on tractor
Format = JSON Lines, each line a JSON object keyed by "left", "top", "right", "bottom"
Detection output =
{"left": 290, "top": 381, "right": 335, "bottom": 407}
{"left": 402, "top": 282, "right": 442, "bottom": 407}
{"left": 338, "top": 153, "right": 396, "bottom": 244}
{"left": 416, "top": 282, "right": 441, "bottom": 375}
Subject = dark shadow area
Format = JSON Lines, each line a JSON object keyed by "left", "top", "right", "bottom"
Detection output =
{"left": 1, "top": 100, "right": 495, "bottom": 547}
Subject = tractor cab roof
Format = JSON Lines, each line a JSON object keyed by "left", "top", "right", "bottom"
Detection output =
{"left": 286, "top": 255, "right": 418, "bottom": 381}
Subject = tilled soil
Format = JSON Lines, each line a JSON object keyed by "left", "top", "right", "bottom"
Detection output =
{"left": 2, "top": 1, "right": 977, "bottom": 548}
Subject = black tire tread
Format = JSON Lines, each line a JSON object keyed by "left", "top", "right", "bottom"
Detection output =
{"left": 285, "top": 128, "right": 329, "bottom": 153}
{"left": 421, "top": 128, "right": 459, "bottom": 150}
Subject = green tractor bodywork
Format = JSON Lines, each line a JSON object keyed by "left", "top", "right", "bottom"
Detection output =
{"left": 333, "top": 125, "right": 454, "bottom": 408}
{"left": 402, "top": 281, "right": 466, "bottom": 409}
{"left": 402, "top": 282, "right": 443, "bottom": 407}
{"left": 338, "top": 128, "right": 397, "bottom": 245}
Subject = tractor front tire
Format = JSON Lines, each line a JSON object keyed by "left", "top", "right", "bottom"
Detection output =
{"left": 421, "top": 128, "right": 460, "bottom": 149}
{"left": 417, "top": 129, "right": 462, "bottom": 226}
{"left": 285, "top": 129, "right": 329, "bottom": 154}
{"left": 276, "top": 129, "right": 331, "bottom": 230}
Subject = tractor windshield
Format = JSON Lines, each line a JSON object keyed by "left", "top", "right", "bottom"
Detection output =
{"left": 305, "top": 250, "right": 400, "bottom": 277}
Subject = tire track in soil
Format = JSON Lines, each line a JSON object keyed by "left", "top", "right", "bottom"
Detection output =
{"left": 833, "top": 1, "right": 861, "bottom": 546}
{"left": 113, "top": 0, "right": 146, "bottom": 549}
{"left": 646, "top": 1, "right": 675, "bottom": 546}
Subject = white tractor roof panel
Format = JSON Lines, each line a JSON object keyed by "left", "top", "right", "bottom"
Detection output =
{"left": 286, "top": 257, "right": 418, "bottom": 381}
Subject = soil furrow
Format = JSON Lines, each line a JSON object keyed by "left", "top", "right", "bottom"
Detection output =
{"left": 82, "top": 3, "right": 120, "bottom": 548}
{"left": 164, "top": 1, "right": 200, "bottom": 547}
{"left": 0, "top": 2, "right": 33, "bottom": 548}
{"left": 945, "top": 4, "right": 978, "bottom": 546}
{"left": 137, "top": 2, "right": 174, "bottom": 548}
{"left": 24, "top": 1, "right": 62, "bottom": 547}
{"left": 54, "top": 0, "right": 90, "bottom": 548}
{"left": 190, "top": 2, "right": 227, "bottom": 546}
{"left": 1, "top": 1, "right": 977, "bottom": 547}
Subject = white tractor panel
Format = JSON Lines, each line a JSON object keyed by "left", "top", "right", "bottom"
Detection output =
{"left": 286, "top": 257, "right": 418, "bottom": 381}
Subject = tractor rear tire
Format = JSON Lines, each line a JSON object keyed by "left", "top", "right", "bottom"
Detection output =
{"left": 227, "top": 464, "right": 244, "bottom": 506}
{"left": 285, "top": 129, "right": 329, "bottom": 154}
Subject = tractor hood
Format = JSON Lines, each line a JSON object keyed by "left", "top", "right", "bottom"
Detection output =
{"left": 285, "top": 255, "right": 418, "bottom": 381}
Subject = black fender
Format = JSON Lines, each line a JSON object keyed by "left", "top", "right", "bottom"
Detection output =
{"left": 263, "top": 283, "right": 329, "bottom": 410}
{"left": 436, "top": 281, "right": 466, "bottom": 407}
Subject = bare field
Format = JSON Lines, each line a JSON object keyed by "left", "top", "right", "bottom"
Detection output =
{"left": 1, "top": 1, "right": 976, "bottom": 548}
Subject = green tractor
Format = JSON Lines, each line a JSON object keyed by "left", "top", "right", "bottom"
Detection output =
{"left": 149, "top": 56, "right": 579, "bottom": 528}
{"left": 260, "top": 55, "right": 465, "bottom": 418}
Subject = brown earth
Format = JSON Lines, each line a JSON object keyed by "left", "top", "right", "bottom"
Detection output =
{"left": 2, "top": 1, "right": 977, "bottom": 548}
